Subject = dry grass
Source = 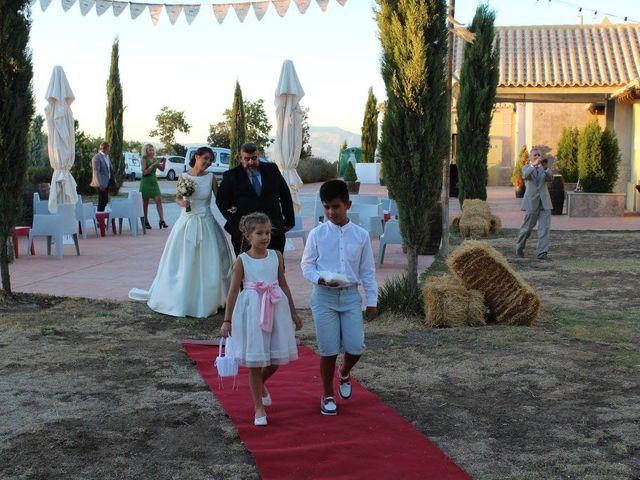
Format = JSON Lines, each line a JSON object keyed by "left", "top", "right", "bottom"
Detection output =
{"left": 448, "top": 240, "right": 541, "bottom": 325}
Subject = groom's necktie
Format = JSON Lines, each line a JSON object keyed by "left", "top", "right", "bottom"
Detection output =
{"left": 251, "top": 174, "right": 262, "bottom": 196}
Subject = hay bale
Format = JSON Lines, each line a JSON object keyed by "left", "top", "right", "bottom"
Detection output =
{"left": 447, "top": 240, "right": 541, "bottom": 326}
{"left": 422, "top": 274, "right": 486, "bottom": 328}
{"left": 457, "top": 199, "right": 502, "bottom": 238}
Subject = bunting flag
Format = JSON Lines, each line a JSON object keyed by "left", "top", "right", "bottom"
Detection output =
{"left": 273, "top": 0, "right": 290, "bottom": 17}
{"left": 95, "top": 0, "right": 111, "bottom": 15}
{"left": 253, "top": 1, "right": 269, "bottom": 20}
{"left": 233, "top": 2, "right": 251, "bottom": 22}
{"left": 34, "top": 0, "right": 348, "bottom": 25}
{"left": 79, "top": 0, "right": 95, "bottom": 16}
{"left": 165, "top": 4, "right": 182, "bottom": 25}
{"left": 294, "top": 0, "right": 311, "bottom": 14}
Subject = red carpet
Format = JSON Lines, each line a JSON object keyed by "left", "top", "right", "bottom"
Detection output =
{"left": 183, "top": 340, "right": 471, "bottom": 480}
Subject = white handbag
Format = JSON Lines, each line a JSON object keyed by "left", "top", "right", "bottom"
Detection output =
{"left": 215, "top": 336, "right": 239, "bottom": 388}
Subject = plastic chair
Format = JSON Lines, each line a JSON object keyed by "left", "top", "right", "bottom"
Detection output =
{"left": 349, "top": 203, "right": 384, "bottom": 239}
{"left": 29, "top": 204, "right": 80, "bottom": 260}
{"left": 75, "top": 195, "right": 98, "bottom": 239}
{"left": 388, "top": 199, "right": 399, "bottom": 218}
{"left": 129, "top": 191, "right": 146, "bottom": 235}
{"left": 378, "top": 220, "right": 403, "bottom": 265}
{"left": 313, "top": 194, "right": 325, "bottom": 226}
{"left": 347, "top": 212, "right": 360, "bottom": 227}
{"left": 33, "top": 192, "right": 51, "bottom": 215}
{"left": 350, "top": 194, "right": 380, "bottom": 205}
{"left": 109, "top": 196, "right": 140, "bottom": 236}
{"left": 286, "top": 215, "right": 307, "bottom": 247}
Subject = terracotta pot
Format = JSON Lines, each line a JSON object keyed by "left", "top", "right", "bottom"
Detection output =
{"left": 549, "top": 175, "right": 565, "bottom": 215}
{"left": 346, "top": 181, "right": 360, "bottom": 194}
{"left": 515, "top": 184, "right": 525, "bottom": 198}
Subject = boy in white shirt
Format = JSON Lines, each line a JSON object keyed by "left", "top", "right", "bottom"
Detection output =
{"left": 301, "top": 180, "right": 377, "bottom": 416}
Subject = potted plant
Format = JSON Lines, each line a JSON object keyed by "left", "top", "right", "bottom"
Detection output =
{"left": 343, "top": 161, "right": 360, "bottom": 194}
{"left": 511, "top": 145, "right": 528, "bottom": 198}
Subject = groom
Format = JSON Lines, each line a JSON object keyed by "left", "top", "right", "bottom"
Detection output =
{"left": 216, "top": 143, "right": 295, "bottom": 256}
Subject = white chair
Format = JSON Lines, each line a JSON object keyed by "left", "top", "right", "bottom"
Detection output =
{"left": 33, "top": 192, "right": 51, "bottom": 215}
{"left": 347, "top": 211, "right": 360, "bottom": 227}
{"left": 29, "top": 204, "right": 80, "bottom": 260}
{"left": 350, "top": 194, "right": 380, "bottom": 205}
{"left": 75, "top": 195, "right": 98, "bottom": 239}
{"left": 349, "top": 203, "right": 384, "bottom": 239}
{"left": 109, "top": 196, "right": 140, "bottom": 236}
{"left": 286, "top": 215, "right": 307, "bottom": 246}
{"left": 313, "top": 194, "right": 325, "bottom": 226}
{"left": 388, "top": 199, "right": 399, "bottom": 218}
{"left": 378, "top": 220, "right": 403, "bottom": 265}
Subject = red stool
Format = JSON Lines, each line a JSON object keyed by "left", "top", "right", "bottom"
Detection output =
{"left": 12, "top": 226, "right": 35, "bottom": 259}
{"left": 95, "top": 212, "right": 116, "bottom": 237}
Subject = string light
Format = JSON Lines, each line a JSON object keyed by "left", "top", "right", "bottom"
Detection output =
{"left": 533, "top": 0, "right": 639, "bottom": 23}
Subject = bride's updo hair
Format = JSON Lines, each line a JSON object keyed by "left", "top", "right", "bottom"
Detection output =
{"left": 189, "top": 146, "right": 214, "bottom": 167}
{"left": 239, "top": 212, "right": 271, "bottom": 251}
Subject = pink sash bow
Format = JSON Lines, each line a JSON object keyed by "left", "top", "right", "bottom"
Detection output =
{"left": 244, "top": 281, "right": 283, "bottom": 333}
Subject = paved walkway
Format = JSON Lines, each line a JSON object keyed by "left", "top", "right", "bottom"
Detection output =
{"left": 9, "top": 182, "right": 639, "bottom": 308}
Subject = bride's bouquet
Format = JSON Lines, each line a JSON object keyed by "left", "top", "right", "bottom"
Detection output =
{"left": 177, "top": 176, "right": 196, "bottom": 212}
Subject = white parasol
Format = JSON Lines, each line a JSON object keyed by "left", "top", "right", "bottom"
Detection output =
{"left": 45, "top": 65, "right": 78, "bottom": 212}
{"left": 273, "top": 59, "right": 305, "bottom": 214}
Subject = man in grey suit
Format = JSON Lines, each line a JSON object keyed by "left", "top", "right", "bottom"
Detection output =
{"left": 516, "top": 148, "right": 553, "bottom": 260}
{"left": 90, "top": 142, "right": 117, "bottom": 212}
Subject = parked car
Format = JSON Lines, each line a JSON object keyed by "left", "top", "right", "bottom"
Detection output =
{"left": 184, "top": 145, "right": 230, "bottom": 178}
{"left": 124, "top": 152, "right": 142, "bottom": 181}
{"left": 155, "top": 155, "right": 185, "bottom": 181}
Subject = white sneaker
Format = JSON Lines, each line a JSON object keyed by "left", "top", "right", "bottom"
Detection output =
{"left": 262, "top": 393, "right": 272, "bottom": 407}
{"left": 254, "top": 415, "right": 268, "bottom": 426}
{"left": 320, "top": 396, "right": 337, "bottom": 416}
{"left": 338, "top": 375, "right": 352, "bottom": 400}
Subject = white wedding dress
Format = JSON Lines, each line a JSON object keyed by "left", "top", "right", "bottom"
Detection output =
{"left": 129, "top": 173, "right": 233, "bottom": 318}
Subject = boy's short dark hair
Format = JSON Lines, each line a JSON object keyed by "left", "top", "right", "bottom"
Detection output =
{"left": 319, "top": 179, "right": 349, "bottom": 203}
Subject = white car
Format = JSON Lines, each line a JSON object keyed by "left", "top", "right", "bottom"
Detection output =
{"left": 184, "top": 145, "right": 230, "bottom": 178}
{"left": 155, "top": 155, "right": 186, "bottom": 181}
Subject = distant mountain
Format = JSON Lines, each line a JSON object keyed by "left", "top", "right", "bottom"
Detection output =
{"left": 309, "top": 126, "right": 361, "bottom": 162}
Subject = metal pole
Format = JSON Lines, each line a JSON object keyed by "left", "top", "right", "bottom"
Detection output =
{"left": 441, "top": 0, "right": 455, "bottom": 257}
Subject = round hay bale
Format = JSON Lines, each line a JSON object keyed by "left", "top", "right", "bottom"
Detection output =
{"left": 447, "top": 240, "right": 541, "bottom": 325}
{"left": 459, "top": 217, "right": 490, "bottom": 238}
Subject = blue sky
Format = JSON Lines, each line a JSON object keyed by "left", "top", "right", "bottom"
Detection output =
{"left": 29, "top": 0, "right": 638, "bottom": 144}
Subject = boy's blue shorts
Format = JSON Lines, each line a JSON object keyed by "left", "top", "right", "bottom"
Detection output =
{"left": 310, "top": 284, "right": 364, "bottom": 356}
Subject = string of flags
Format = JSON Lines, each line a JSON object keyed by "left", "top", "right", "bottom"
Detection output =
{"left": 31, "top": 0, "right": 348, "bottom": 26}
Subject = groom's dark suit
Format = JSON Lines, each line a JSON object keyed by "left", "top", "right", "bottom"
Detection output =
{"left": 216, "top": 162, "right": 295, "bottom": 255}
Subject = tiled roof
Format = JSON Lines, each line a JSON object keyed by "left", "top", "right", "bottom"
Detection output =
{"left": 454, "top": 23, "right": 640, "bottom": 88}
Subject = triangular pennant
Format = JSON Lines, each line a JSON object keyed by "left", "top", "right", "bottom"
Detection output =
{"left": 183, "top": 4, "right": 200, "bottom": 24}
{"left": 316, "top": 0, "right": 329, "bottom": 12}
{"left": 149, "top": 4, "right": 163, "bottom": 25}
{"left": 253, "top": 1, "right": 269, "bottom": 20}
{"left": 95, "top": 0, "right": 111, "bottom": 15}
{"left": 166, "top": 4, "right": 182, "bottom": 25}
{"left": 293, "top": 0, "right": 311, "bottom": 13}
{"left": 61, "top": 0, "right": 76, "bottom": 11}
{"left": 79, "top": 0, "right": 95, "bottom": 16}
{"left": 111, "top": 1, "right": 126, "bottom": 16}
{"left": 212, "top": 4, "right": 230, "bottom": 24}
{"left": 40, "top": 0, "right": 53, "bottom": 10}
{"left": 233, "top": 2, "right": 251, "bottom": 22}
{"left": 272, "top": 0, "right": 290, "bottom": 17}
{"left": 336, "top": 0, "right": 347, "bottom": 5}
{"left": 130, "top": 3, "right": 146, "bottom": 19}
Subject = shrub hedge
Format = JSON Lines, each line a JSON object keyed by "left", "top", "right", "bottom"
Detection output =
{"left": 296, "top": 156, "right": 337, "bottom": 184}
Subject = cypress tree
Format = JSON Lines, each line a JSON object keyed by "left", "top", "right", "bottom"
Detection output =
{"left": 0, "top": 0, "right": 34, "bottom": 293}
{"left": 105, "top": 38, "right": 124, "bottom": 191}
{"left": 577, "top": 121, "right": 603, "bottom": 193}
{"left": 377, "top": 0, "right": 449, "bottom": 287}
{"left": 229, "top": 81, "right": 246, "bottom": 168}
{"left": 360, "top": 87, "right": 379, "bottom": 163}
{"left": 598, "top": 128, "right": 621, "bottom": 193}
{"left": 455, "top": 3, "right": 499, "bottom": 206}
{"left": 338, "top": 139, "right": 347, "bottom": 163}
{"left": 28, "top": 114, "right": 47, "bottom": 167}
{"left": 556, "top": 127, "right": 579, "bottom": 182}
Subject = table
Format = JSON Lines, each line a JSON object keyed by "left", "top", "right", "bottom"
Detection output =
{"left": 95, "top": 212, "right": 116, "bottom": 237}
{"left": 12, "top": 226, "right": 35, "bottom": 258}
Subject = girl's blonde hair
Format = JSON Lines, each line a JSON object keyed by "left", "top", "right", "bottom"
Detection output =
{"left": 141, "top": 143, "right": 155, "bottom": 160}
{"left": 239, "top": 212, "right": 271, "bottom": 252}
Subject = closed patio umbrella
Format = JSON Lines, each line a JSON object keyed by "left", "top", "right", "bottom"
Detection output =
{"left": 45, "top": 65, "right": 78, "bottom": 212}
{"left": 273, "top": 59, "right": 304, "bottom": 214}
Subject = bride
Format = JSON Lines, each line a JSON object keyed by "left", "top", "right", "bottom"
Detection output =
{"left": 129, "top": 146, "right": 233, "bottom": 318}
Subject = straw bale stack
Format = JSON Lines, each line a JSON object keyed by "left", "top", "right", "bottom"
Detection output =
{"left": 447, "top": 240, "right": 541, "bottom": 325}
{"left": 456, "top": 199, "right": 502, "bottom": 237}
{"left": 422, "top": 274, "right": 486, "bottom": 327}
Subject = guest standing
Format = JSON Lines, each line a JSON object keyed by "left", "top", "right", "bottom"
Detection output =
{"left": 90, "top": 142, "right": 118, "bottom": 212}
{"left": 139, "top": 143, "right": 168, "bottom": 229}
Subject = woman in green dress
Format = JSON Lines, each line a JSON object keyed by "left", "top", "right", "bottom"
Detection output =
{"left": 140, "top": 143, "right": 168, "bottom": 229}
